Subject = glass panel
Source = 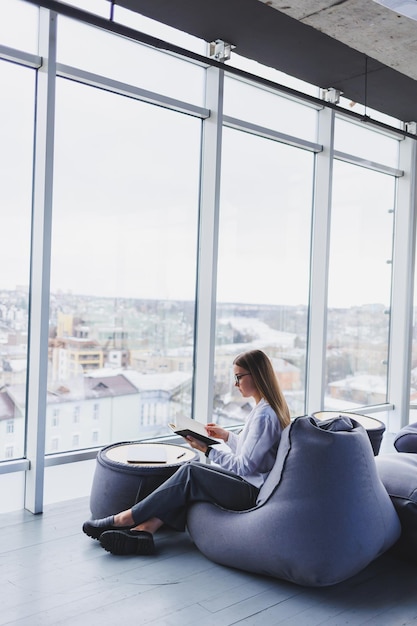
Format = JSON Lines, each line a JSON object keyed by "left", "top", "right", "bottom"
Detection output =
{"left": 57, "top": 17, "right": 205, "bottom": 106}
{"left": 0, "top": 473, "right": 25, "bottom": 513}
{"left": 61, "top": 0, "right": 109, "bottom": 17}
{"left": 1, "top": 0, "right": 38, "bottom": 53}
{"left": 224, "top": 76, "right": 318, "bottom": 142}
{"left": 114, "top": 6, "right": 206, "bottom": 55}
{"left": 0, "top": 61, "right": 35, "bottom": 462}
{"left": 49, "top": 78, "right": 201, "bottom": 453}
{"left": 325, "top": 161, "right": 395, "bottom": 410}
{"left": 410, "top": 269, "right": 417, "bottom": 412}
{"left": 335, "top": 117, "right": 399, "bottom": 167}
{"left": 215, "top": 127, "right": 314, "bottom": 421}
{"left": 44, "top": 459, "right": 96, "bottom": 505}
{"left": 337, "top": 96, "right": 403, "bottom": 131}
{"left": 228, "top": 52, "right": 320, "bottom": 99}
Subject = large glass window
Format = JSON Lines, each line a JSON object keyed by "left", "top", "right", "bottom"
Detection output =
{"left": 0, "top": 60, "right": 35, "bottom": 461}
{"left": 2, "top": 4, "right": 414, "bottom": 517}
{"left": 48, "top": 77, "right": 201, "bottom": 453}
{"left": 325, "top": 160, "right": 396, "bottom": 409}
{"left": 214, "top": 127, "right": 314, "bottom": 421}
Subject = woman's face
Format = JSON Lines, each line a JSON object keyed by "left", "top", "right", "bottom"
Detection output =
{"left": 233, "top": 364, "right": 261, "bottom": 403}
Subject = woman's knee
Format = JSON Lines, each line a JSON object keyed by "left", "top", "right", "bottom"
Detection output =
{"left": 172, "top": 460, "right": 207, "bottom": 485}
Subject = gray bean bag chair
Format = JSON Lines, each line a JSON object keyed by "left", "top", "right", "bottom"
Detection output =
{"left": 375, "top": 452, "right": 417, "bottom": 562}
{"left": 393, "top": 421, "right": 417, "bottom": 453}
{"left": 187, "top": 415, "right": 401, "bottom": 587}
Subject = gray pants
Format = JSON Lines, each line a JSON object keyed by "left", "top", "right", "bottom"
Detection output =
{"left": 130, "top": 461, "right": 260, "bottom": 531}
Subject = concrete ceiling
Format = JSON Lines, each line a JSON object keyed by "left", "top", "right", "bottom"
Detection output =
{"left": 265, "top": 1, "right": 417, "bottom": 81}
{"left": 113, "top": 0, "right": 417, "bottom": 123}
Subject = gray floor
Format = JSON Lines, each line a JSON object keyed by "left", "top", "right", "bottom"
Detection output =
{"left": 1, "top": 495, "right": 417, "bottom": 626}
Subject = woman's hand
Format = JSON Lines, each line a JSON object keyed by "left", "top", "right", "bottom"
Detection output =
{"left": 184, "top": 423, "right": 229, "bottom": 452}
{"left": 205, "top": 423, "right": 229, "bottom": 442}
{"left": 185, "top": 436, "right": 208, "bottom": 453}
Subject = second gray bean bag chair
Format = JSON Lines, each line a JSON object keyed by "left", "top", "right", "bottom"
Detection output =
{"left": 393, "top": 421, "right": 417, "bottom": 452}
{"left": 187, "top": 415, "right": 401, "bottom": 587}
{"left": 375, "top": 452, "right": 417, "bottom": 562}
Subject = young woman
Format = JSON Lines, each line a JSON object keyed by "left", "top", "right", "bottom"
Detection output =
{"left": 83, "top": 349, "right": 291, "bottom": 555}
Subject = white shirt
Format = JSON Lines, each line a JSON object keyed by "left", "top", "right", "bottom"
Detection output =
{"left": 207, "top": 398, "right": 283, "bottom": 488}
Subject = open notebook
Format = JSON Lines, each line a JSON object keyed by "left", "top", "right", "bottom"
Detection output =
{"left": 168, "top": 415, "right": 220, "bottom": 446}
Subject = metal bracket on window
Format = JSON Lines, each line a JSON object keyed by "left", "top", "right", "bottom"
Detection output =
{"left": 404, "top": 121, "right": 417, "bottom": 135}
{"left": 321, "top": 88, "right": 342, "bottom": 104}
{"left": 208, "top": 39, "right": 234, "bottom": 62}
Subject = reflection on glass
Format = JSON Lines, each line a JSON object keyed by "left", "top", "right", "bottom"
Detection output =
{"left": 0, "top": 61, "right": 35, "bottom": 461}
{"left": 325, "top": 160, "right": 396, "bottom": 410}
{"left": 49, "top": 78, "right": 201, "bottom": 453}
{"left": 214, "top": 127, "right": 314, "bottom": 422}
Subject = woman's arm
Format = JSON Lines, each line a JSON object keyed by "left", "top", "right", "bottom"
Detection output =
{"left": 207, "top": 407, "right": 282, "bottom": 479}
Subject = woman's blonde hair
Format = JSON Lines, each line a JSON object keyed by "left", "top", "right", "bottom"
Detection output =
{"left": 233, "top": 349, "right": 291, "bottom": 429}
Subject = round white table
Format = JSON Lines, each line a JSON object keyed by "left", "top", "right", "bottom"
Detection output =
{"left": 89, "top": 441, "right": 199, "bottom": 518}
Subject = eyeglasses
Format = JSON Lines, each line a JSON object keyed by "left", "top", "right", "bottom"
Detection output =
{"left": 234, "top": 373, "right": 251, "bottom": 385}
